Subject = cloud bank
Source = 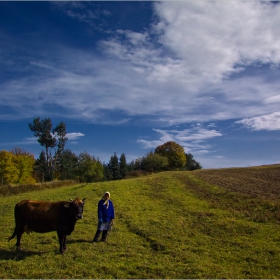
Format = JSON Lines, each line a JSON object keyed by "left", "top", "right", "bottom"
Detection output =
{"left": 236, "top": 112, "right": 280, "bottom": 131}
{"left": 1, "top": 1, "right": 280, "bottom": 133}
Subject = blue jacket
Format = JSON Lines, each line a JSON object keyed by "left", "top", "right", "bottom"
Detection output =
{"left": 98, "top": 199, "right": 115, "bottom": 222}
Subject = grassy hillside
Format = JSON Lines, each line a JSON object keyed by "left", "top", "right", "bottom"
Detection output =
{"left": 1, "top": 165, "right": 280, "bottom": 278}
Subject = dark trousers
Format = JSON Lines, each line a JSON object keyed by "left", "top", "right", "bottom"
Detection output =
{"left": 92, "top": 230, "right": 108, "bottom": 242}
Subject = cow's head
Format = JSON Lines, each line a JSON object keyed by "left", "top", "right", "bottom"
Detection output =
{"left": 66, "top": 198, "right": 86, "bottom": 219}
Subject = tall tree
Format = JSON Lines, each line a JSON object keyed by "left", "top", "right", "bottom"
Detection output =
{"left": 127, "top": 160, "right": 135, "bottom": 172}
{"left": 103, "top": 162, "right": 112, "bottom": 181}
{"left": 155, "top": 141, "right": 186, "bottom": 170}
{"left": 53, "top": 121, "right": 68, "bottom": 153}
{"left": 134, "top": 157, "right": 143, "bottom": 170}
{"left": 142, "top": 151, "right": 168, "bottom": 173}
{"left": 33, "top": 151, "right": 48, "bottom": 183}
{"left": 77, "top": 152, "right": 104, "bottom": 183}
{"left": 108, "top": 152, "right": 120, "bottom": 180}
{"left": 29, "top": 117, "right": 68, "bottom": 181}
{"left": 119, "top": 153, "right": 127, "bottom": 179}
{"left": 52, "top": 121, "right": 68, "bottom": 178}
{"left": 29, "top": 117, "right": 56, "bottom": 180}
{"left": 29, "top": 117, "right": 56, "bottom": 163}
{"left": 58, "top": 149, "right": 78, "bottom": 180}
{"left": 185, "top": 153, "right": 202, "bottom": 170}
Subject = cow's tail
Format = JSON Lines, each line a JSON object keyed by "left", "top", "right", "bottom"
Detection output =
{"left": 8, "top": 227, "right": 17, "bottom": 242}
{"left": 8, "top": 203, "right": 19, "bottom": 242}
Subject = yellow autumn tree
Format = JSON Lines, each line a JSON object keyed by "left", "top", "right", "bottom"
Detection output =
{"left": 0, "top": 149, "right": 36, "bottom": 185}
{"left": 0, "top": 150, "right": 19, "bottom": 185}
{"left": 11, "top": 148, "right": 36, "bottom": 184}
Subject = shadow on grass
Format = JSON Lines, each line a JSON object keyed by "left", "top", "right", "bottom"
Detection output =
{"left": 4, "top": 239, "right": 92, "bottom": 257}
{"left": 66, "top": 238, "right": 92, "bottom": 244}
{"left": 37, "top": 238, "right": 91, "bottom": 246}
{"left": 0, "top": 248, "right": 44, "bottom": 261}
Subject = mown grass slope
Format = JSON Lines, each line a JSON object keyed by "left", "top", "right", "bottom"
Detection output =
{"left": 1, "top": 165, "right": 280, "bottom": 278}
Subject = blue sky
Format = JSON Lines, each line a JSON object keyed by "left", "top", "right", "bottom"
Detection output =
{"left": 1, "top": 1, "right": 280, "bottom": 169}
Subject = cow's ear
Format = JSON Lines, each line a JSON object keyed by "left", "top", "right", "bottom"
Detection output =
{"left": 64, "top": 203, "right": 70, "bottom": 208}
{"left": 82, "top": 198, "right": 86, "bottom": 203}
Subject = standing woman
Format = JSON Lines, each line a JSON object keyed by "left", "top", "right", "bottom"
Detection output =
{"left": 92, "top": 191, "right": 115, "bottom": 243}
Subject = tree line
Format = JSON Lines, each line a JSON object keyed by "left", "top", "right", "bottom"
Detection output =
{"left": 0, "top": 117, "right": 201, "bottom": 185}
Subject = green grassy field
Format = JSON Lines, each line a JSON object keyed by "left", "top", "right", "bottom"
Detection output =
{"left": 1, "top": 168, "right": 280, "bottom": 278}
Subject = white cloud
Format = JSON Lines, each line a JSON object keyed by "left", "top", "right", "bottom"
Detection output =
{"left": 236, "top": 112, "right": 280, "bottom": 131}
{"left": 1, "top": 1, "right": 280, "bottom": 127}
{"left": 86, "top": 1, "right": 280, "bottom": 124}
{"left": 67, "top": 132, "right": 85, "bottom": 140}
{"left": 264, "top": 95, "right": 280, "bottom": 104}
{"left": 52, "top": 2, "right": 111, "bottom": 25}
{"left": 138, "top": 125, "right": 222, "bottom": 155}
{"left": 0, "top": 137, "right": 37, "bottom": 148}
{"left": 23, "top": 137, "right": 37, "bottom": 143}
{"left": 152, "top": 1, "right": 280, "bottom": 83}
{"left": 117, "top": 30, "right": 148, "bottom": 46}
{"left": 195, "top": 150, "right": 212, "bottom": 155}
{"left": 0, "top": 133, "right": 85, "bottom": 148}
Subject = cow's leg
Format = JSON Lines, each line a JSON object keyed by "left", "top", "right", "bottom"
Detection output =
{"left": 15, "top": 226, "right": 24, "bottom": 251}
{"left": 57, "top": 231, "right": 65, "bottom": 254}
{"left": 62, "top": 235, "right": 67, "bottom": 252}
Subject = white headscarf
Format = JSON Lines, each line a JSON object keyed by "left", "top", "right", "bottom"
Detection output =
{"left": 103, "top": 191, "right": 110, "bottom": 209}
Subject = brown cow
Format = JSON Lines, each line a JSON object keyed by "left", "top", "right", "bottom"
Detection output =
{"left": 8, "top": 197, "right": 86, "bottom": 254}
